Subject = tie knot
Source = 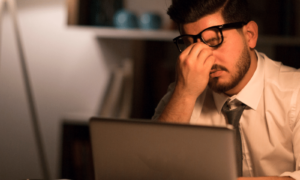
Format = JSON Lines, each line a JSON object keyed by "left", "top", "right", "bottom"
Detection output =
{"left": 222, "top": 100, "right": 246, "bottom": 126}
{"left": 223, "top": 99, "right": 244, "bottom": 111}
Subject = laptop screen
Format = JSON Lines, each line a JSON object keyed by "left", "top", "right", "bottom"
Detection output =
{"left": 89, "top": 117, "right": 237, "bottom": 180}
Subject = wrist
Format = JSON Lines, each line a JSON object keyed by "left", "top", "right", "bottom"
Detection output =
{"left": 173, "top": 84, "right": 202, "bottom": 102}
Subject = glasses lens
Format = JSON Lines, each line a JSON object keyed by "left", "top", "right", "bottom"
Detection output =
{"left": 176, "top": 36, "right": 194, "bottom": 52}
{"left": 201, "top": 28, "right": 222, "bottom": 47}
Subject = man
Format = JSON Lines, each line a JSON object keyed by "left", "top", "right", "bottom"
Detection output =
{"left": 152, "top": 0, "right": 300, "bottom": 180}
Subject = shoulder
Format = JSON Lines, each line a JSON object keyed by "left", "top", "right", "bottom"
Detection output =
{"left": 260, "top": 53, "right": 300, "bottom": 129}
{"left": 260, "top": 52, "right": 300, "bottom": 90}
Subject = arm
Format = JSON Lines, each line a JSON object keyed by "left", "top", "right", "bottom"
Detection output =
{"left": 158, "top": 43, "right": 215, "bottom": 123}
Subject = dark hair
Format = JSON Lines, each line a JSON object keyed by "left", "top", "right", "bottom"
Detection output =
{"left": 167, "top": 0, "right": 251, "bottom": 24}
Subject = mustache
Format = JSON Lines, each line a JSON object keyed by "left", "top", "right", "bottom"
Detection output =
{"left": 210, "top": 64, "right": 228, "bottom": 72}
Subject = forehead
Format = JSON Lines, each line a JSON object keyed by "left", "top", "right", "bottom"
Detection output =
{"left": 180, "top": 12, "right": 225, "bottom": 35}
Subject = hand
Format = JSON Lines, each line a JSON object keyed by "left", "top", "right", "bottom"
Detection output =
{"left": 157, "top": 43, "right": 215, "bottom": 123}
{"left": 175, "top": 42, "right": 215, "bottom": 99}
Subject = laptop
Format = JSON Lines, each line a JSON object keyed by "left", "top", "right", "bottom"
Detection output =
{"left": 89, "top": 117, "right": 237, "bottom": 180}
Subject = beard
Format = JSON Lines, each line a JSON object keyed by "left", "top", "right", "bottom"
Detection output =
{"left": 208, "top": 44, "right": 251, "bottom": 93}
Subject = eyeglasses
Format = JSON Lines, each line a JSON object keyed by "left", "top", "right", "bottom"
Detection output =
{"left": 173, "top": 22, "right": 248, "bottom": 52}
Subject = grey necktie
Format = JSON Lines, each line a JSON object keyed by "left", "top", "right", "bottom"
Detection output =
{"left": 222, "top": 101, "right": 246, "bottom": 177}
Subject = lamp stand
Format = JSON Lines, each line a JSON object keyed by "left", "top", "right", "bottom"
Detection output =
{"left": 0, "top": 0, "right": 50, "bottom": 179}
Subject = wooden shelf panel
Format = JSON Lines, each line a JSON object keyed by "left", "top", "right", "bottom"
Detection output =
{"left": 68, "top": 26, "right": 179, "bottom": 41}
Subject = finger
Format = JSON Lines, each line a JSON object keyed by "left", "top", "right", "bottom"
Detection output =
{"left": 180, "top": 41, "right": 207, "bottom": 59}
{"left": 188, "top": 42, "right": 208, "bottom": 59}
{"left": 177, "top": 43, "right": 208, "bottom": 68}
{"left": 179, "top": 43, "right": 197, "bottom": 59}
{"left": 196, "top": 47, "right": 213, "bottom": 65}
{"left": 177, "top": 44, "right": 197, "bottom": 69}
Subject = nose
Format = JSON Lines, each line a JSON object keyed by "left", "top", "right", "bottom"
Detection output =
{"left": 196, "top": 38, "right": 202, "bottom": 43}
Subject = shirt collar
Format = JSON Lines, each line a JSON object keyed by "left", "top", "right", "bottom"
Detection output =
{"left": 212, "top": 50, "right": 265, "bottom": 113}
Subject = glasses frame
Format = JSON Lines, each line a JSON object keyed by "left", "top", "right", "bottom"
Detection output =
{"left": 173, "top": 21, "right": 248, "bottom": 52}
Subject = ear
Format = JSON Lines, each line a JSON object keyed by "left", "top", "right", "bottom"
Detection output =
{"left": 243, "top": 21, "right": 258, "bottom": 49}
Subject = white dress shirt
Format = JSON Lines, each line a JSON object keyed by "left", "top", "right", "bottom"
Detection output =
{"left": 152, "top": 51, "right": 300, "bottom": 180}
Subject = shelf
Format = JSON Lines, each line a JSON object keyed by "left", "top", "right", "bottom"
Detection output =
{"left": 68, "top": 26, "right": 300, "bottom": 45}
{"left": 257, "top": 36, "right": 300, "bottom": 45}
{"left": 68, "top": 26, "right": 179, "bottom": 41}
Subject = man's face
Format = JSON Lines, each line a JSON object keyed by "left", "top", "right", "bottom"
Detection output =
{"left": 180, "top": 12, "right": 251, "bottom": 94}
